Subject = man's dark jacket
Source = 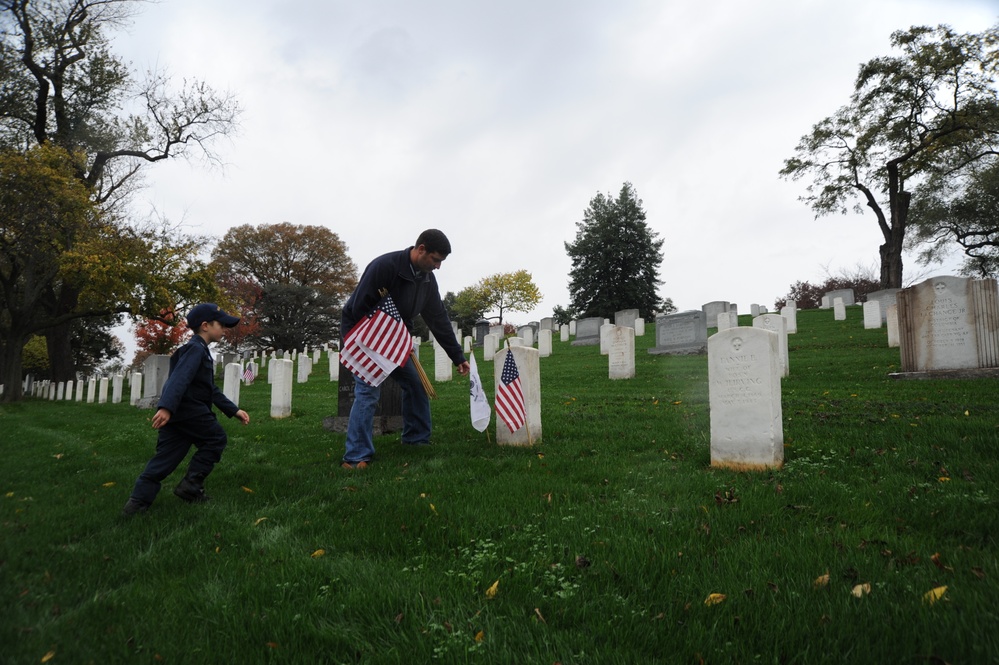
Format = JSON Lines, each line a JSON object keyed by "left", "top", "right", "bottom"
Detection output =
{"left": 157, "top": 336, "right": 240, "bottom": 422}
{"left": 341, "top": 247, "right": 466, "bottom": 366}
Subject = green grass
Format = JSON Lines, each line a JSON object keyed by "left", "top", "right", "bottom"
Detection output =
{"left": 2, "top": 307, "right": 998, "bottom": 664}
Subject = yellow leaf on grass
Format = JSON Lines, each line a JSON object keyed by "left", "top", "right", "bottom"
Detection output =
{"left": 923, "top": 586, "right": 948, "bottom": 605}
{"left": 964, "top": 410, "right": 970, "bottom": 416}
{"left": 704, "top": 593, "right": 726, "bottom": 606}
{"left": 474, "top": 630, "right": 485, "bottom": 642}
{"left": 102, "top": 482, "right": 115, "bottom": 488}
{"left": 485, "top": 580, "right": 499, "bottom": 599}
{"left": 813, "top": 572, "right": 830, "bottom": 589}
{"left": 241, "top": 486, "right": 254, "bottom": 493}
{"left": 5, "top": 492, "right": 13, "bottom": 498}
{"left": 430, "top": 503, "right": 437, "bottom": 514}
{"left": 938, "top": 477, "right": 951, "bottom": 482}
{"left": 41, "top": 651, "right": 56, "bottom": 663}
{"left": 311, "top": 549, "right": 325, "bottom": 558}
{"left": 253, "top": 517, "right": 268, "bottom": 526}
{"left": 53, "top": 454, "right": 63, "bottom": 460}
{"left": 851, "top": 583, "right": 871, "bottom": 597}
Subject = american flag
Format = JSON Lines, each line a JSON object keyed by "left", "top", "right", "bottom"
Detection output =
{"left": 340, "top": 294, "right": 413, "bottom": 387}
{"left": 495, "top": 350, "right": 526, "bottom": 432}
{"left": 242, "top": 364, "right": 255, "bottom": 384}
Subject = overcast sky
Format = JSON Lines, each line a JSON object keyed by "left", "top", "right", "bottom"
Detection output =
{"left": 113, "top": 0, "right": 996, "bottom": 345}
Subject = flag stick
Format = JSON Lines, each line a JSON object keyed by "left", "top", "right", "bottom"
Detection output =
{"left": 411, "top": 351, "right": 437, "bottom": 399}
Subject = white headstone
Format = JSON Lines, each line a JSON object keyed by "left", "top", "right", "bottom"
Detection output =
{"left": 833, "top": 298, "right": 846, "bottom": 321}
{"left": 56, "top": 382, "right": 65, "bottom": 401}
{"left": 494, "top": 346, "right": 541, "bottom": 446}
{"left": 223, "top": 362, "right": 242, "bottom": 403}
{"left": 608, "top": 326, "right": 636, "bottom": 380}
{"left": 538, "top": 329, "right": 553, "bottom": 358}
{"left": 75, "top": 378, "right": 84, "bottom": 401}
{"left": 779, "top": 305, "right": 798, "bottom": 334}
{"left": 897, "top": 275, "right": 999, "bottom": 371}
{"left": 863, "top": 301, "right": 882, "bottom": 329}
{"left": 753, "top": 314, "right": 789, "bottom": 377}
{"left": 463, "top": 336, "right": 473, "bottom": 353}
{"left": 112, "top": 374, "right": 123, "bottom": 404}
{"left": 87, "top": 377, "right": 96, "bottom": 403}
{"left": 434, "top": 342, "right": 452, "bottom": 382}
{"left": 717, "top": 311, "right": 738, "bottom": 331}
{"left": 569, "top": 320, "right": 576, "bottom": 336}
{"left": 708, "top": 327, "right": 783, "bottom": 471}
{"left": 130, "top": 373, "right": 142, "bottom": 405}
{"left": 635, "top": 317, "right": 645, "bottom": 337}
{"left": 297, "top": 356, "right": 312, "bottom": 383}
{"left": 268, "top": 357, "right": 277, "bottom": 384}
{"left": 886, "top": 304, "right": 900, "bottom": 348}
{"left": 64, "top": 379, "right": 73, "bottom": 401}
{"left": 518, "top": 326, "right": 534, "bottom": 347}
{"left": 270, "top": 358, "right": 293, "bottom": 418}
{"left": 560, "top": 324, "right": 570, "bottom": 342}
{"left": 329, "top": 352, "right": 340, "bottom": 381}
{"left": 599, "top": 323, "right": 615, "bottom": 355}
{"left": 483, "top": 334, "right": 499, "bottom": 361}
{"left": 750, "top": 304, "right": 761, "bottom": 317}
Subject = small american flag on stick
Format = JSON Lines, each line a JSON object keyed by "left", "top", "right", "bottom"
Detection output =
{"left": 340, "top": 294, "right": 413, "bottom": 387}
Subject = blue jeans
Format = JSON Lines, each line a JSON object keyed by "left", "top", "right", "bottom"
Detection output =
{"left": 343, "top": 356, "right": 432, "bottom": 464}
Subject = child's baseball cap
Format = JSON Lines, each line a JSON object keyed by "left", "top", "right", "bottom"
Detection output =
{"left": 187, "top": 303, "right": 240, "bottom": 330}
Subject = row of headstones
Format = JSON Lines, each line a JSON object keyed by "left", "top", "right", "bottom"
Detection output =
{"left": 21, "top": 373, "right": 136, "bottom": 404}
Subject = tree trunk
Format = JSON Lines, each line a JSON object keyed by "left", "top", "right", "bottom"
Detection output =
{"left": 45, "top": 320, "right": 76, "bottom": 383}
{"left": 0, "top": 335, "right": 27, "bottom": 402}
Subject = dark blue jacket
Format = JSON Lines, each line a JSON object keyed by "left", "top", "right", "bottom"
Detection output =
{"left": 157, "top": 336, "right": 239, "bottom": 422}
{"left": 342, "top": 247, "right": 466, "bottom": 366}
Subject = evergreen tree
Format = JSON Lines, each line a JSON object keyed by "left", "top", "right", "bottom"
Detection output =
{"left": 565, "top": 183, "right": 664, "bottom": 319}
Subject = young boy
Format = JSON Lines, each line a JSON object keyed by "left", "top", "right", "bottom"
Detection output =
{"left": 122, "top": 303, "right": 250, "bottom": 516}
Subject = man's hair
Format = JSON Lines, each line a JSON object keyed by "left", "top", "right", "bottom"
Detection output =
{"left": 415, "top": 229, "right": 451, "bottom": 256}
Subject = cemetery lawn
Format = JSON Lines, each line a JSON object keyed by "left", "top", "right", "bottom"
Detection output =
{"left": 2, "top": 307, "right": 998, "bottom": 665}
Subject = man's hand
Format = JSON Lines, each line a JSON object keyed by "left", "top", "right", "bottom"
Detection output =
{"left": 151, "top": 408, "right": 171, "bottom": 429}
{"left": 456, "top": 361, "right": 470, "bottom": 376}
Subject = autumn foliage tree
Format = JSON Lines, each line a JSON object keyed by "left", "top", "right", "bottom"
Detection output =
{"left": 132, "top": 309, "right": 188, "bottom": 368}
{"left": 212, "top": 223, "right": 358, "bottom": 350}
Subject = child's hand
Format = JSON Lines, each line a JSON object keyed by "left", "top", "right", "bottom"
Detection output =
{"left": 235, "top": 409, "right": 250, "bottom": 425}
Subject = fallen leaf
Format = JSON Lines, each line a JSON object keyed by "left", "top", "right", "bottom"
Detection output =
{"left": 575, "top": 555, "right": 591, "bottom": 569}
{"left": 938, "top": 477, "right": 951, "bottom": 482}
{"left": 923, "top": 586, "right": 948, "bottom": 605}
{"left": 311, "top": 549, "right": 325, "bottom": 558}
{"left": 813, "top": 572, "right": 830, "bottom": 589}
{"left": 485, "top": 580, "right": 499, "bottom": 599}
{"left": 253, "top": 517, "right": 268, "bottom": 526}
{"left": 102, "top": 482, "right": 115, "bottom": 488}
{"left": 971, "top": 567, "right": 985, "bottom": 580}
{"left": 534, "top": 607, "right": 547, "bottom": 624}
{"left": 241, "top": 486, "right": 254, "bottom": 493}
{"left": 429, "top": 503, "right": 437, "bottom": 514}
{"left": 53, "top": 454, "right": 63, "bottom": 460}
{"left": 41, "top": 651, "right": 56, "bottom": 663}
{"left": 930, "top": 553, "right": 954, "bottom": 572}
{"left": 851, "top": 583, "right": 871, "bottom": 597}
{"left": 704, "top": 593, "right": 726, "bottom": 606}
{"left": 266, "top": 642, "right": 278, "bottom": 649}
{"left": 474, "top": 630, "right": 485, "bottom": 642}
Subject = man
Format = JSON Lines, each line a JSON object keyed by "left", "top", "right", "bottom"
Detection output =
{"left": 340, "top": 229, "right": 470, "bottom": 469}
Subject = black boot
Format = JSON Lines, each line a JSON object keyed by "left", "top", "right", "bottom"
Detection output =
{"left": 173, "top": 473, "right": 211, "bottom": 503}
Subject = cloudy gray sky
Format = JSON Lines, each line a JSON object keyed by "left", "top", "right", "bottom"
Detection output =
{"left": 114, "top": 0, "right": 996, "bottom": 340}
